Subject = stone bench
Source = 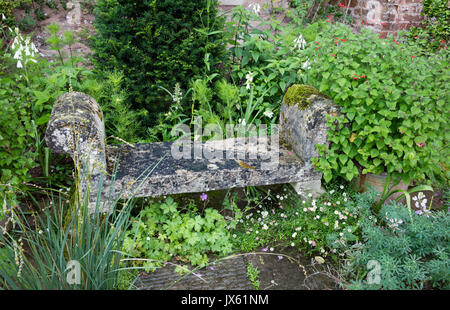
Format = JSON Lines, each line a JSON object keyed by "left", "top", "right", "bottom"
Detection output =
{"left": 45, "top": 85, "right": 338, "bottom": 209}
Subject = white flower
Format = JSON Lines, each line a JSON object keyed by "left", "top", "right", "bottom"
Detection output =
{"left": 10, "top": 28, "right": 39, "bottom": 69}
{"left": 13, "top": 49, "right": 22, "bottom": 60}
{"left": 245, "top": 72, "right": 254, "bottom": 89}
{"left": 173, "top": 83, "right": 183, "bottom": 105}
{"left": 293, "top": 34, "right": 307, "bottom": 49}
{"left": 248, "top": 3, "right": 261, "bottom": 16}
{"left": 302, "top": 59, "right": 311, "bottom": 70}
{"left": 2, "top": 14, "right": 6, "bottom": 21}
{"left": 292, "top": 232, "right": 297, "bottom": 238}
{"left": 263, "top": 109, "right": 274, "bottom": 119}
{"left": 340, "top": 185, "right": 344, "bottom": 189}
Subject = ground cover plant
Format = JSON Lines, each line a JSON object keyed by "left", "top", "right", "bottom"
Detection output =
{"left": 228, "top": 183, "right": 363, "bottom": 259}
{"left": 122, "top": 196, "right": 234, "bottom": 273}
{"left": 342, "top": 196, "right": 450, "bottom": 290}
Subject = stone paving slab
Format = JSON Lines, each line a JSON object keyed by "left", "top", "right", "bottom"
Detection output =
{"left": 134, "top": 250, "right": 338, "bottom": 290}
{"left": 135, "top": 255, "right": 253, "bottom": 290}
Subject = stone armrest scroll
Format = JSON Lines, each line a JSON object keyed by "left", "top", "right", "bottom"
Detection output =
{"left": 45, "top": 92, "right": 107, "bottom": 207}
{"left": 280, "top": 85, "right": 340, "bottom": 195}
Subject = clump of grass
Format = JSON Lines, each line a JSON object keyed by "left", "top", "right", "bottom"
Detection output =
{"left": 0, "top": 156, "right": 161, "bottom": 289}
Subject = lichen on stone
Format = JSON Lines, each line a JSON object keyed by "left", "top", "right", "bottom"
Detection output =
{"left": 283, "top": 84, "right": 323, "bottom": 110}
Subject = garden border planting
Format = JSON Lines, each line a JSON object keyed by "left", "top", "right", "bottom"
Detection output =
{"left": 45, "top": 85, "right": 338, "bottom": 209}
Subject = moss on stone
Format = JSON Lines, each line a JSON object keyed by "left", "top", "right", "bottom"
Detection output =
{"left": 283, "top": 84, "right": 322, "bottom": 110}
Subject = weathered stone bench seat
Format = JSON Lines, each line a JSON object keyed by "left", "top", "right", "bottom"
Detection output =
{"left": 103, "top": 137, "right": 320, "bottom": 199}
{"left": 45, "top": 86, "right": 338, "bottom": 209}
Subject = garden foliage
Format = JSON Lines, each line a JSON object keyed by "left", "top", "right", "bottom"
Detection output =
{"left": 300, "top": 23, "right": 449, "bottom": 184}
{"left": 123, "top": 197, "right": 233, "bottom": 272}
{"left": 0, "top": 183, "right": 135, "bottom": 289}
{"left": 344, "top": 198, "right": 450, "bottom": 290}
{"left": 230, "top": 185, "right": 363, "bottom": 258}
{"left": 408, "top": 0, "right": 449, "bottom": 52}
{"left": 0, "top": 22, "right": 129, "bottom": 214}
{"left": 90, "top": 0, "right": 227, "bottom": 128}
{"left": 0, "top": 0, "right": 22, "bottom": 18}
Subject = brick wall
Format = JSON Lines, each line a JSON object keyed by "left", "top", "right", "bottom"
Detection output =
{"left": 328, "top": 0, "right": 425, "bottom": 37}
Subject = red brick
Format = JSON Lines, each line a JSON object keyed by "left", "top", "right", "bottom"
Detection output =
{"left": 319, "top": 0, "right": 425, "bottom": 36}
{"left": 402, "top": 14, "right": 424, "bottom": 22}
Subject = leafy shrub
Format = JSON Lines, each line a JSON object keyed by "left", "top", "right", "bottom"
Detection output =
{"left": 90, "top": 0, "right": 227, "bottom": 128}
{"left": 225, "top": 9, "right": 317, "bottom": 123}
{"left": 0, "top": 25, "right": 41, "bottom": 205}
{"left": 123, "top": 197, "right": 233, "bottom": 272}
{"left": 408, "top": 0, "right": 449, "bottom": 52}
{"left": 288, "top": 0, "right": 352, "bottom": 25}
{"left": 0, "top": 23, "right": 102, "bottom": 211}
{"left": 143, "top": 10, "right": 326, "bottom": 142}
{"left": 300, "top": 23, "right": 449, "bottom": 184}
{"left": 81, "top": 70, "right": 145, "bottom": 143}
{"left": 343, "top": 201, "right": 450, "bottom": 290}
{"left": 0, "top": 0, "right": 22, "bottom": 20}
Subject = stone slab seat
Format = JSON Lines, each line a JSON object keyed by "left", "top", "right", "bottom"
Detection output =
{"left": 103, "top": 137, "right": 319, "bottom": 199}
{"left": 45, "top": 86, "right": 339, "bottom": 209}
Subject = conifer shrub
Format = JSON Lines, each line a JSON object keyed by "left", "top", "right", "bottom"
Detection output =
{"left": 90, "top": 0, "right": 227, "bottom": 128}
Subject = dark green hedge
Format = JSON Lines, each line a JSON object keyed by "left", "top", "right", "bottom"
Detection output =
{"left": 90, "top": 0, "right": 227, "bottom": 127}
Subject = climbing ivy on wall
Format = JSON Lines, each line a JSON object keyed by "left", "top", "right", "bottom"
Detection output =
{"left": 408, "top": 0, "right": 450, "bottom": 51}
